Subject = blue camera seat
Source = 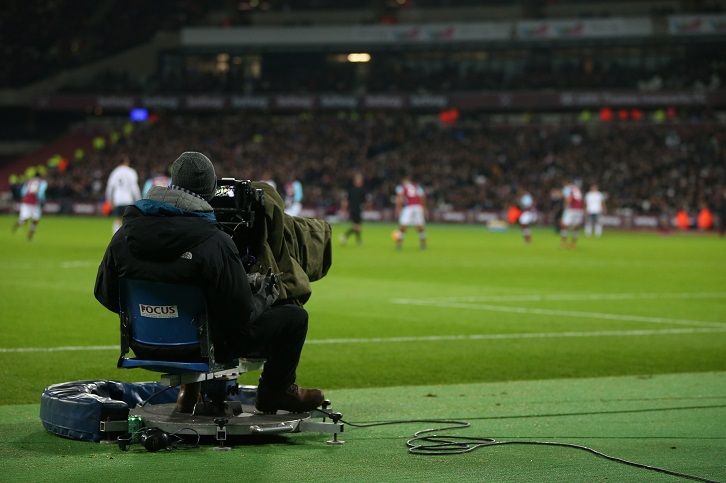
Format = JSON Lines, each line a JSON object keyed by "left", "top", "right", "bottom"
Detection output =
{"left": 117, "top": 278, "right": 263, "bottom": 415}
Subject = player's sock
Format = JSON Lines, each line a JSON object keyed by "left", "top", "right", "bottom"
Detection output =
{"left": 570, "top": 230, "right": 579, "bottom": 248}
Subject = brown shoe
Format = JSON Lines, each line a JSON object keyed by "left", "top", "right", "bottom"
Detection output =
{"left": 255, "top": 384, "right": 325, "bottom": 413}
{"left": 174, "top": 382, "right": 202, "bottom": 413}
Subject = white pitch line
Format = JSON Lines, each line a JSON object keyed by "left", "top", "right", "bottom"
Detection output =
{"left": 306, "top": 328, "right": 726, "bottom": 344}
{"left": 0, "top": 260, "right": 97, "bottom": 270}
{"left": 60, "top": 261, "right": 97, "bottom": 269}
{"left": 0, "top": 345, "right": 117, "bottom": 353}
{"left": 391, "top": 299, "right": 726, "bottom": 328}
{"left": 2, "top": 328, "right": 726, "bottom": 352}
{"left": 432, "top": 292, "right": 726, "bottom": 303}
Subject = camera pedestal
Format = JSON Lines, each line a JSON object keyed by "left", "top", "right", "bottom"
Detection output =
{"left": 129, "top": 402, "right": 344, "bottom": 443}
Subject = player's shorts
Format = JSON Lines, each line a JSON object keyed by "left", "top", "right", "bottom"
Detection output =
{"left": 399, "top": 205, "right": 425, "bottom": 226}
{"left": 19, "top": 203, "right": 42, "bottom": 222}
{"left": 519, "top": 210, "right": 537, "bottom": 225}
{"left": 587, "top": 212, "right": 601, "bottom": 223}
{"left": 285, "top": 202, "right": 302, "bottom": 217}
{"left": 562, "top": 208, "right": 584, "bottom": 227}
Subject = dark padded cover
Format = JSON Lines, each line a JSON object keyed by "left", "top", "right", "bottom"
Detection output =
{"left": 39, "top": 380, "right": 179, "bottom": 442}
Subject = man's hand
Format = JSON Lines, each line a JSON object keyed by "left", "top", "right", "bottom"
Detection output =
{"left": 255, "top": 268, "right": 280, "bottom": 308}
{"left": 247, "top": 272, "right": 264, "bottom": 290}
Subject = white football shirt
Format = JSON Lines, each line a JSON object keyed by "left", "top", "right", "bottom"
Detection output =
{"left": 585, "top": 190, "right": 605, "bottom": 214}
{"left": 106, "top": 165, "right": 141, "bottom": 207}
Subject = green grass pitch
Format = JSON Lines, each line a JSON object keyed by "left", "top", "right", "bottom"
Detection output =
{"left": 1, "top": 215, "right": 725, "bottom": 405}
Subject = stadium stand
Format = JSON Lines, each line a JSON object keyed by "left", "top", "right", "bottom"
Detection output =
{"left": 1, "top": 0, "right": 725, "bottom": 225}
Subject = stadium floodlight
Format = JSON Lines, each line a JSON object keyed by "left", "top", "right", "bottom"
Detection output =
{"left": 347, "top": 53, "right": 371, "bottom": 63}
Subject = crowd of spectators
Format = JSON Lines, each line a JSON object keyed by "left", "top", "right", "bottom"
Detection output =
{"left": 43, "top": 112, "right": 725, "bottom": 219}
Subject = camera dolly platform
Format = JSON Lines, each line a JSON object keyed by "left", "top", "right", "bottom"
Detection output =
{"left": 128, "top": 400, "right": 344, "bottom": 447}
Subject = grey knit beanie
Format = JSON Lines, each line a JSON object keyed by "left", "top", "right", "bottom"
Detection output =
{"left": 171, "top": 152, "right": 217, "bottom": 201}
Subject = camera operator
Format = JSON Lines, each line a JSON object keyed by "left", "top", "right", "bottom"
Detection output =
{"left": 94, "top": 151, "right": 325, "bottom": 414}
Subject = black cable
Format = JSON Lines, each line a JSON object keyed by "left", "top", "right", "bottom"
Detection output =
{"left": 170, "top": 427, "right": 201, "bottom": 448}
{"left": 319, "top": 410, "right": 721, "bottom": 483}
{"left": 137, "top": 382, "right": 180, "bottom": 408}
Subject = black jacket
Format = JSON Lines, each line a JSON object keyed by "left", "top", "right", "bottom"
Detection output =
{"left": 94, "top": 187, "right": 263, "bottom": 362}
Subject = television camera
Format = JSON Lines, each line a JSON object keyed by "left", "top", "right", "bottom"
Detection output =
{"left": 209, "top": 178, "right": 266, "bottom": 268}
{"left": 209, "top": 177, "right": 331, "bottom": 301}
